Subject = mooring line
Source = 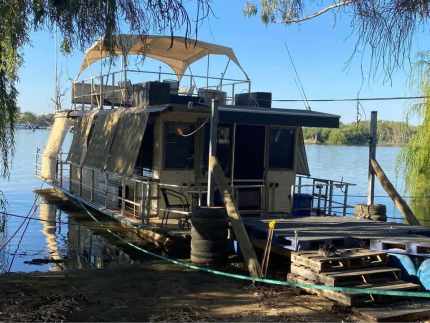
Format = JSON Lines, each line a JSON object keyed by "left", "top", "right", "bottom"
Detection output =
{"left": 60, "top": 199, "right": 430, "bottom": 298}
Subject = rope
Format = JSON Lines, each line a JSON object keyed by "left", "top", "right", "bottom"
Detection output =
{"left": 177, "top": 118, "right": 209, "bottom": 137}
{"left": 73, "top": 198, "right": 430, "bottom": 299}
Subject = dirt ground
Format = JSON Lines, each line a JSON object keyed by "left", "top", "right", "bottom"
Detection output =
{"left": 0, "top": 261, "right": 352, "bottom": 322}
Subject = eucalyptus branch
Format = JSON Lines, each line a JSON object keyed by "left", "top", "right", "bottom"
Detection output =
{"left": 283, "top": 0, "right": 353, "bottom": 24}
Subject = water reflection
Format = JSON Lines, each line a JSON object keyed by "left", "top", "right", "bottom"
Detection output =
{"left": 39, "top": 202, "right": 62, "bottom": 271}
{"left": 67, "top": 216, "right": 137, "bottom": 270}
{"left": 11, "top": 198, "right": 142, "bottom": 273}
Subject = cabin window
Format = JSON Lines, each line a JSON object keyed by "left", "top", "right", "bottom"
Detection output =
{"left": 202, "top": 124, "right": 233, "bottom": 177}
{"left": 164, "top": 122, "right": 194, "bottom": 169}
{"left": 269, "top": 128, "right": 295, "bottom": 169}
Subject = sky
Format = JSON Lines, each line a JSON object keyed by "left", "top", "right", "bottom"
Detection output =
{"left": 16, "top": 0, "right": 430, "bottom": 123}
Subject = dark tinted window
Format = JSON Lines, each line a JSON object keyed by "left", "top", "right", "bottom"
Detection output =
{"left": 164, "top": 122, "right": 194, "bottom": 169}
{"left": 269, "top": 128, "right": 295, "bottom": 169}
{"left": 135, "top": 123, "right": 154, "bottom": 175}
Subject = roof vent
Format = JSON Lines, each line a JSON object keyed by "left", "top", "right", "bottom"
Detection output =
{"left": 235, "top": 92, "right": 272, "bottom": 108}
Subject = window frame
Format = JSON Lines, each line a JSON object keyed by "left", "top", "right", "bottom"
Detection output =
{"left": 162, "top": 121, "right": 196, "bottom": 170}
{"left": 268, "top": 126, "right": 296, "bottom": 170}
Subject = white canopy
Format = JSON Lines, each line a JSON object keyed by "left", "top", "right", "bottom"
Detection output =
{"left": 78, "top": 35, "right": 248, "bottom": 80}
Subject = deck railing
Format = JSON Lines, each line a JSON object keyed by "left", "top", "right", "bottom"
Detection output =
{"left": 292, "top": 175, "right": 356, "bottom": 216}
{"left": 71, "top": 69, "right": 251, "bottom": 111}
{"left": 35, "top": 150, "right": 266, "bottom": 224}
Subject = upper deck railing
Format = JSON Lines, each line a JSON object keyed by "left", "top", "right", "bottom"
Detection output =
{"left": 71, "top": 68, "right": 251, "bottom": 111}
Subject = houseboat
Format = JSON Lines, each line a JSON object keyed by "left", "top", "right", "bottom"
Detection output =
{"left": 36, "top": 35, "right": 430, "bottom": 299}
{"left": 38, "top": 34, "right": 347, "bottom": 228}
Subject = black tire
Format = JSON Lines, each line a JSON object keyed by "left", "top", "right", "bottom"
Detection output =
{"left": 191, "top": 254, "right": 226, "bottom": 265}
{"left": 191, "top": 207, "right": 227, "bottom": 219}
{"left": 191, "top": 239, "right": 229, "bottom": 253}
{"left": 191, "top": 225, "right": 228, "bottom": 241}
{"left": 354, "top": 203, "right": 386, "bottom": 222}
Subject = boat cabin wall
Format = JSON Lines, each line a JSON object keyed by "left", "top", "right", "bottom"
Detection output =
{"left": 153, "top": 110, "right": 306, "bottom": 214}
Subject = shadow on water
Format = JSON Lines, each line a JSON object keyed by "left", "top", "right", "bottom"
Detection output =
{"left": 2, "top": 196, "right": 161, "bottom": 273}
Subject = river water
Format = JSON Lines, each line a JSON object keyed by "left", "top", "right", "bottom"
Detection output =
{"left": 0, "top": 130, "right": 420, "bottom": 272}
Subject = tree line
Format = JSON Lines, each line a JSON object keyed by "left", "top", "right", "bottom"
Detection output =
{"left": 303, "top": 121, "right": 416, "bottom": 146}
{"left": 16, "top": 111, "right": 53, "bottom": 128}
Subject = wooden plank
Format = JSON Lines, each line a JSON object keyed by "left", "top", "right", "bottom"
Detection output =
{"left": 371, "top": 159, "right": 420, "bottom": 226}
{"left": 209, "top": 156, "right": 262, "bottom": 278}
{"left": 287, "top": 273, "right": 359, "bottom": 306}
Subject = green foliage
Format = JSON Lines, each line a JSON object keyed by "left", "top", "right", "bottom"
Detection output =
{"left": 399, "top": 84, "right": 430, "bottom": 222}
{"left": 0, "top": 0, "right": 210, "bottom": 178}
{"left": 243, "top": 0, "right": 429, "bottom": 76}
{"left": 16, "top": 111, "right": 53, "bottom": 127}
{"left": 303, "top": 121, "right": 415, "bottom": 146}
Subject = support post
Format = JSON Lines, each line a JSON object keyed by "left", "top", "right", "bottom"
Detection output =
{"left": 79, "top": 167, "right": 83, "bottom": 197}
{"left": 209, "top": 156, "right": 262, "bottom": 277}
{"left": 121, "top": 178, "right": 126, "bottom": 216}
{"left": 105, "top": 173, "right": 108, "bottom": 208}
{"left": 370, "top": 159, "right": 420, "bottom": 225}
{"left": 368, "top": 111, "right": 377, "bottom": 205}
{"left": 207, "top": 99, "right": 218, "bottom": 206}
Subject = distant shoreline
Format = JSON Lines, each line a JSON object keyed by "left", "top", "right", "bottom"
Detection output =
{"left": 304, "top": 141, "right": 405, "bottom": 147}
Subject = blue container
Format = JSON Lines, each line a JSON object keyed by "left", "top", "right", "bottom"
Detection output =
{"left": 292, "top": 193, "right": 313, "bottom": 216}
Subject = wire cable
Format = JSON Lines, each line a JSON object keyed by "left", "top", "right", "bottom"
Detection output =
{"left": 7, "top": 203, "right": 39, "bottom": 272}
{"left": 284, "top": 42, "right": 311, "bottom": 110}
{"left": 0, "top": 195, "right": 40, "bottom": 252}
{"left": 273, "top": 95, "right": 430, "bottom": 102}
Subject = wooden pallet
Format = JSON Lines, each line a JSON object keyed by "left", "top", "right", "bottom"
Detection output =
{"left": 290, "top": 264, "right": 401, "bottom": 286}
{"left": 291, "top": 249, "right": 387, "bottom": 272}
{"left": 370, "top": 238, "right": 430, "bottom": 257}
{"left": 289, "top": 248, "right": 422, "bottom": 307}
{"left": 287, "top": 273, "right": 419, "bottom": 307}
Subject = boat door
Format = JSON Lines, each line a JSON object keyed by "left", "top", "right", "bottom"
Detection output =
{"left": 233, "top": 125, "right": 266, "bottom": 212}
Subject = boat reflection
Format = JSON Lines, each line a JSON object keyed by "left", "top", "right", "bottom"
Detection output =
{"left": 38, "top": 199, "right": 139, "bottom": 271}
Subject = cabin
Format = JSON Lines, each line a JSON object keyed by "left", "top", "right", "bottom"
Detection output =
{"left": 39, "top": 35, "right": 340, "bottom": 227}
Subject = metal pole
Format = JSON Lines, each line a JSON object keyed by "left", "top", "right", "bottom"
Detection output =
{"left": 206, "top": 54, "right": 210, "bottom": 89}
{"left": 343, "top": 184, "right": 349, "bottom": 216}
{"left": 121, "top": 178, "right": 126, "bottom": 216}
{"left": 111, "top": 73, "right": 115, "bottom": 109}
{"left": 91, "top": 169, "right": 95, "bottom": 201}
{"left": 90, "top": 78, "right": 94, "bottom": 110}
{"left": 207, "top": 99, "right": 219, "bottom": 206}
{"left": 79, "top": 167, "right": 83, "bottom": 196}
{"left": 99, "top": 76, "right": 104, "bottom": 110}
{"left": 368, "top": 111, "right": 377, "bottom": 206}
{"left": 328, "top": 181, "right": 333, "bottom": 215}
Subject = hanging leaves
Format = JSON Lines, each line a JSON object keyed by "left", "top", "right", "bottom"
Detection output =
{"left": 0, "top": 0, "right": 211, "bottom": 178}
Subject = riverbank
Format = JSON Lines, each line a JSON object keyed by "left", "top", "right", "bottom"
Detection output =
{"left": 0, "top": 263, "right": 348, "bottom": 322}
{"left": 303, "top": 121, "right": 415, "bottom": 146}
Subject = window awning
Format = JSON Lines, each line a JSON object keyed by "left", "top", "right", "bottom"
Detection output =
{"left": 78, "top": 35, "right": 248, "bottom": 80}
